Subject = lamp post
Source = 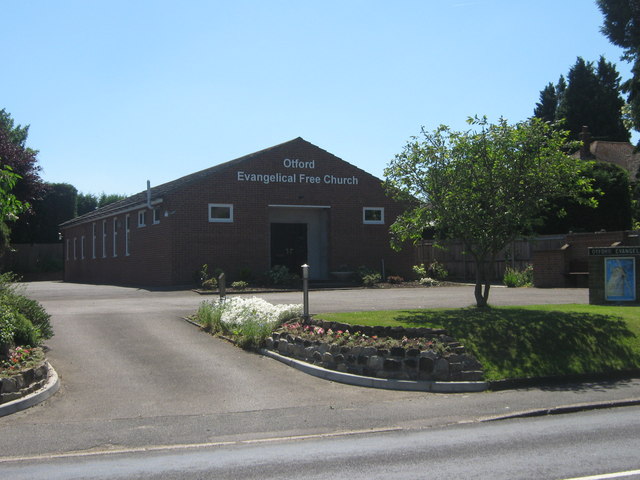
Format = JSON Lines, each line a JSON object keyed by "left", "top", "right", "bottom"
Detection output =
{"left": 302, "top": 264, "right": 310, "bottom": 321}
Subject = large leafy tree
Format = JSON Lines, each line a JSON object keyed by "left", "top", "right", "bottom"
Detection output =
{"left": 537, "top": 162, "right": 632, "bottom": 233}
{"left": 598, "top": 0, "right": 640, "bottom": 136}
{"left": 385, "top": 117, "right": 594, "bottom": 308}
{"left": 533, "top": 57, "right": 629, "bottom": 142}
{"left": 0, "top": 109, "right": 45, "bottom": 207}
{"left": 77, "top": 192, "right": 98, "bottom": 216}
{"left": 0, "top": 166, "right": 28, "bottom": 254}
{"left": 12, "top": 183, "right": 78, "bottom": 244}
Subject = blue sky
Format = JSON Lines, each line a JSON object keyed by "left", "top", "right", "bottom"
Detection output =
{"left": 2, "top": 0, "right": 635, "bottom": 196}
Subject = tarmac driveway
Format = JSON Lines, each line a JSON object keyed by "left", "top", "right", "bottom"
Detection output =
{"left": 0, "top": 282, "right": 605, "bottom": 459}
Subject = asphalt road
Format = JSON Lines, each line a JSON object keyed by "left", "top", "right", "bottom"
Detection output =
{"left": 3, "top": 406, "right": 640, "bottom": 479}
{"left": 2, "top": 281, "right": 637, "bottom": 464}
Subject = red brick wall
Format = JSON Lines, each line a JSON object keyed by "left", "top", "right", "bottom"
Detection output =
{"left": 533, "top": 250, "right": 567, "bottom": 287}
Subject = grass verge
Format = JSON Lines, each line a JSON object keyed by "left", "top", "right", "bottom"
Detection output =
{"left": 316, "top": 304, "right": 640, "bottom": 382}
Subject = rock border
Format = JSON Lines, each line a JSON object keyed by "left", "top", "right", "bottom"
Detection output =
{"left": 261, "top": 349, "right": 487, "bottom": 392}
{"left": 0, "top": 362, "right": 60, "bottom": 417}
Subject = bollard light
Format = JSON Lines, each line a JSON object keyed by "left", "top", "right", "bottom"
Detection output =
{"left": 301, "top": 264, "right": 310, "bottom": 321}
{"left": 218, "top": 272, "right": 226, "bottom": 302}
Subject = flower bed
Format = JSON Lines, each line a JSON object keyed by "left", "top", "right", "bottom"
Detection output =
{"left": 0, "top": 347, "right": 50, "bottom": 404}
{"left": 264, "top": 319, "right": 484, "bottom": 382}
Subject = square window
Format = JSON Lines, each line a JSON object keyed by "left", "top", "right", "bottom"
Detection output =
{"left": 363, "top": 207, "right": 384, "bottom": 224}
{"left": 208, "top": 204, "right": 233, "bottom": 223}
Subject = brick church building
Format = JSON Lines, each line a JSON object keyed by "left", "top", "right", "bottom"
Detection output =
{"left": 60, "top": 138, "right": 413, "bottom": 286}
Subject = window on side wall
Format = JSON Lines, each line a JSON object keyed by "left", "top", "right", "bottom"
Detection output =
{"left": 113, "top": 218, "right": 118, "bottom": 257}
{"left": 125, "top": 214, "right": 131, "bottom": 256}
{"left": 138, "top": 210, "right": 146, "bottom": 227}
{"left": 208, "top": 204, "right": 233, "bottom": 223}
{"left": 153, "top": 207, "right": 161, "bottom": 225}
{"left": 102, "top": 220, "right": 107, "bottom": 258}
{"left": 363, "top": 207, "right": 384, "bottom": 224}
{"left": 92, "top": 223, "right": 96, "bottom": 259}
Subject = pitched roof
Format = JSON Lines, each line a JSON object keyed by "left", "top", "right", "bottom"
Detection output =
{"left": 589, "top": 141, "right": 640, "bottom": 179}
{"left": 60, "top": 137, "right": 372, "bottom": 228}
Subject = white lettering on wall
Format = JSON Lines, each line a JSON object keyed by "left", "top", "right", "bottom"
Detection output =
{"left": 283, "top": 158, "right": 315, "bottom": 169}
{"left": 236, "top": 158, "right": 360, "bottom": 186}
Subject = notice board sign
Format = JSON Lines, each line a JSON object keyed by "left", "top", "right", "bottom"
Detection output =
{"left": 604, "top": 257, "right": 636, "bottom": 302}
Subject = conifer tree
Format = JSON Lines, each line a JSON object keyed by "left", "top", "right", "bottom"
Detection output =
{"left": 533, "top": 57, "right": 629, "bottom": 142}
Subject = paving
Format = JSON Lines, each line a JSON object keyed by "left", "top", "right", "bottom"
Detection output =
{"left": 0, "top": 281, "right": 638, "bottom": 460}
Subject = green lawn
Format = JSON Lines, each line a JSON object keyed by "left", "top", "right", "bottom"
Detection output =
{"left": 316, "top": 304, "right": 640, "bottom": 381}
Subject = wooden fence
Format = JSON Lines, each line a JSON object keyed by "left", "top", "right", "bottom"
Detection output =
{"left": 414, "top": 235, "right": 565, "bottom": 282}
{"left": 0, "top": 243, "right": 63, "bottom": 279}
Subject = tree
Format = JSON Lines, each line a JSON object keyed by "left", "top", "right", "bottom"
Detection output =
{"left": 533, "top": 57, "right": 629, "bottom": 142}
{"left": 0, "top": 109, "right": 45, "bottom": 207}
{"left": 533, "top": 82, "right": 559, "bottom": 123}
{"left": 0, "top": 166, "right": 28, "bottom": 254}
{"left": 11, "top": 183, "right": 78, "bottom": 243}
{"left": 537, "top": 162, "right": 632, "bottom": 233}
{"left": 77, "top": 192, "right": 98, "bottom": 216}
{"left": 97, "top": 192, "right": 126, "bottom": 208}
{"left": 384, "top": 117, "right": 594, "bottom": 308}
{"left": 598, "top": 0, "right": 640, "bottom": 136}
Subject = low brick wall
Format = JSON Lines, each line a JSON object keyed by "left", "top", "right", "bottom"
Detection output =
{"left": 264, "top": 319, "right": 484, "bottom": 382}
{"left": 0, "top": 362, "right": 50, "bottom": 405}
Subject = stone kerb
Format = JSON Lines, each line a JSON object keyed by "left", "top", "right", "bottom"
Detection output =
{"left": 0, "top": 362, "right": 50, "bottom": 405}
{"left": 264, "top": 318, "right": 484, "bottom": 382}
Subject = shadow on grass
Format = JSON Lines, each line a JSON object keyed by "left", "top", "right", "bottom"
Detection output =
{"left": 395, "top": 308, "right": 640, "bottom": 381}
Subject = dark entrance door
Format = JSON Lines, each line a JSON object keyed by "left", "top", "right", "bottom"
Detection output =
{"left": 270, "top": 223, "right": 308, "bottom": 275}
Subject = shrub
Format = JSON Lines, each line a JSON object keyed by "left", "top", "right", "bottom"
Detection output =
{"left": 201, "top": 277, "right": 217, "bottom": 290}
{"left": 427, "top": 260, "right": 448, "bottom": 280}
{"left": 196, "top": 301, "right": 224, "bottom": 333}
{"left": 362, "top": 273, "right": 382, "bottom": 287}
{"left": 355, "top": 265, "right": 377, "bottom": 283}
{"left": 0, "top": 305, "right": 16, "bottom": 354}
{"left": 386, "top": 275, "right": 404, "bottom": 284}
{"left": 266, "top": 265, "right": 299, "bottom": 286}
{"left": 419, "top": 277, "right": 440, "bottom": 286}
{"left": 0, "top": 273, "right": 52, "bottom": 341}
{"left": 2, "top": 293, "right": 53, "bottom": 340}
{"left": 12, "top": 312, "right": 40, "bottom": 347}
{"left": 231, "top": 281, "right": 249, "bottom": 290}
{"left": 503, "top": 265, "right": 533, "bottom": 288}
{"left": 238, "top": 267, "right": 253, "bottom": 282}
{"left": 0, "top": 304, "right": 40, "bottom": 351}
{"left": 194, "top": 264, "right": 210, "bottom": 287}
{"left": 195, "top": 297, "right": 302, "bottom": 349}
{"left": 412, "top": 264, "right": 427, "bottom": 280}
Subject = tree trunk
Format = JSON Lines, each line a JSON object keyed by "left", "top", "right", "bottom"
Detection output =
{"left": 474, "top": 256, "right": 491, "bottom": 308}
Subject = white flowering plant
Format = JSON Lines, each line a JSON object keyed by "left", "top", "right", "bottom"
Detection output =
{"left": 195, "top": 297, "right": 302, "bottom": 349}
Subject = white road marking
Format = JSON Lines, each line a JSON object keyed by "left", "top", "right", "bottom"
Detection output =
{"left": 563, "top": 469, "right": 640, "bottom": 480}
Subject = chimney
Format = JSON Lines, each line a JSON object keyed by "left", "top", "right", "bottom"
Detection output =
{"left": 579, "top": 126, "right": 592, "bottom": 159}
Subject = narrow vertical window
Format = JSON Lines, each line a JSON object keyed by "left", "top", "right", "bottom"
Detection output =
{"left": 73, "top": 237, "right": 77, "bottom": 260}
{"left": 92, "top": 223, "right": 96, "bottom": 259}
{"left": 81, "top": 235, "right": 85, "bottom": 260}
{"left": 125, "top": 214, "right": 131, "bottom": 256}
{"left": 153, "top": 207, "right": 160, "bottom": 224}
{"left": 138, "top": 210, "right": 146, "bottom": 227}
{"left": 113, "top": 218, "right": 118, "bottom": 257}
{"left": 102, "top": 220, "right": 107, "bottom": 258}
{"left": 66, "top": 239, "right": 70, "bottom": 262}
